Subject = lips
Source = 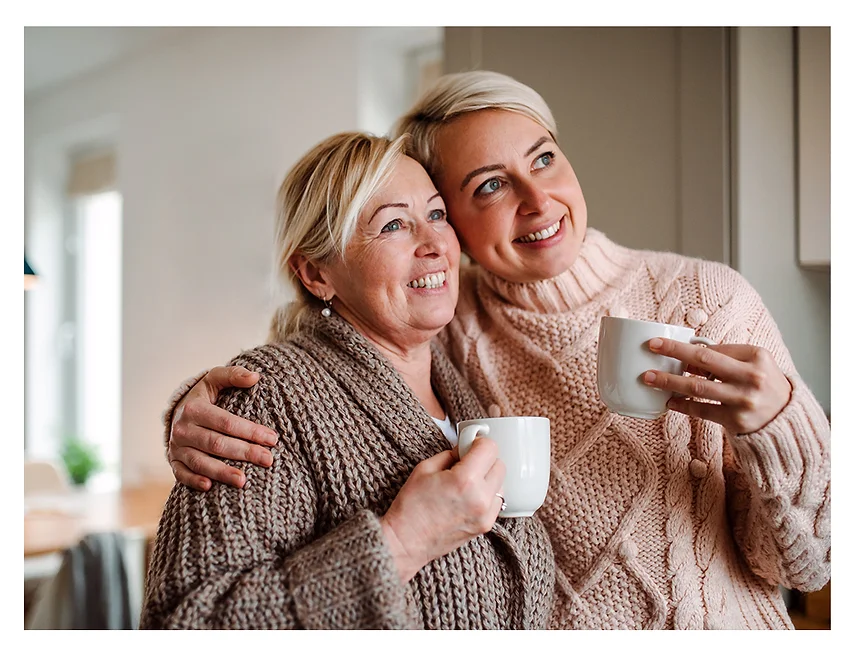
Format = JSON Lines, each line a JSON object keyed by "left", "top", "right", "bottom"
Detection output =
{"left": 515, "top": 218, "right": 563, "bottom": 244}
{"left": 407, "top": 270, "right": 447, "bottom": 289}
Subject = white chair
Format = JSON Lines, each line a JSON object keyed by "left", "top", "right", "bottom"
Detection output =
{"left": 24, "top": 460, "right": 71, "bottom": 497}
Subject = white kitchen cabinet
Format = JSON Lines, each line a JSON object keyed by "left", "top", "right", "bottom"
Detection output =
{"left": 797, "top": 27, "right": 830, "bottom": 268}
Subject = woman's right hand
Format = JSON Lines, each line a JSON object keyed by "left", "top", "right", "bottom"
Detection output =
{"left": 379, "top": 437, "right": 506, "bottom": 582}
{"left": 168, "top": 366, "right": 279, "bottom": 491}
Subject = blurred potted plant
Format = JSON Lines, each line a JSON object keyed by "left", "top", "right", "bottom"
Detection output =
{"left": 60, "top": 436, "right": 102, "bottom": 487}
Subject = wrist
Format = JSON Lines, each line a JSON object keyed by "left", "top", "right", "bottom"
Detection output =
{"left": 379, "top": 515, "right": 421, "bottom": 583}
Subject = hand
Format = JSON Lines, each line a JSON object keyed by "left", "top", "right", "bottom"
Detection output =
{"left": 380, "top": 437, "right": 506, "bottom": 582}
{"left": 642, "top": 338, "right": 793, "bottom": 434}
{"left": 168, "top": 366, "right": 278, "bottom": 491}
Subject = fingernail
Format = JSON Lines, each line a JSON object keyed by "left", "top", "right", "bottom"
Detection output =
{"left": 649, "top": 338, "right": 663, "bottom": 350}
{"left": 265, "top": 430, "right": 279, "bottom": 444}
{"left": 233, "top": 474, "right": 245, "bottom": 487}
{"left": 642, "top": 371, "right": 656, "bottom": 384}
{"left": 260, "top": 453, "right": 273, "bottom": 467}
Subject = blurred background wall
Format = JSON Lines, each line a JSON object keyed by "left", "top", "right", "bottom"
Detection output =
{"left": 23, "top": 26, "right": 829, "bottom": 489}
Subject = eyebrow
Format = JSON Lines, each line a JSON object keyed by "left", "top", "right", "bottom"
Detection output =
{"left": 459, "top": 136, "right": 554, "bottom": 192}
{"left": 368, "top": 193, "right": 442, "bottom": 224}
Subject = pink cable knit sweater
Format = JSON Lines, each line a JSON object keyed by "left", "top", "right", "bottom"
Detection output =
{"left": 440, "top": 228, "right": 831, "bottom": 630}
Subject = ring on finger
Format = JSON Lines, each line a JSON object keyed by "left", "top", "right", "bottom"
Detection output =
{"left": 495, "top": 493, "right": 507, "bottom": 511}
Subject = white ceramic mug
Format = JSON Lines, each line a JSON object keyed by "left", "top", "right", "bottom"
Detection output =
{"left": 597, "top": 316, "right": 715, "bottom": 420}
{"left": 456, "top": 416, "right": 550, "bottom": 518}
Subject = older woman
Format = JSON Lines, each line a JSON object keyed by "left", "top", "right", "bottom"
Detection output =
{"left": 139, "top": 132, "right": 555, "bottom": 630}
{"left": 165, "top": 72, "right": 830, "bottom": 630}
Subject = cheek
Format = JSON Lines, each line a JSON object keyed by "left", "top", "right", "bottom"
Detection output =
{"left": 451, "top": 205, "right": 510, "bottom": 255}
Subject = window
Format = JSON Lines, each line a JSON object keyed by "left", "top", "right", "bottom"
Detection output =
{"left": 72, "top": 191, "right": 123, "bottom": 490}
{"left": 25, "top": 149, "right": 123, "bottom": 492}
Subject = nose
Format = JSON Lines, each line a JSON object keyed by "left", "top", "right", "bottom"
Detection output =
{"left": 414, "top": 221, "right": 448, "bottom": 259}
{"left": 518, "top": 179, "right": 551, "bottom": 216}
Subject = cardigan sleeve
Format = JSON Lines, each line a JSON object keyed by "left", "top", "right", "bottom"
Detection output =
{"left": 141, "top": 350, "right": 419, "bottom": 630}
{"left": 709, "top": 268, "right": 831, "bottom": 592}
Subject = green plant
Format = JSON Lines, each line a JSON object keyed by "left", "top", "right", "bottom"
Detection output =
{"left": 60, "top": 436, "right": 102, "bottom": 486}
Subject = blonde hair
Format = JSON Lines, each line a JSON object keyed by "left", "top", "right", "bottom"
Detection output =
{"left": 269, "top": 132, "right": 407, "bottom": 341}
{"left": 391, "top": 70, "right": 558, "bottom": 178}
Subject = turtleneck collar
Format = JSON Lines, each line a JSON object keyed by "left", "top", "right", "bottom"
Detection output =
{"left": 476, "top": 228, "right": 639, "bottom": 314}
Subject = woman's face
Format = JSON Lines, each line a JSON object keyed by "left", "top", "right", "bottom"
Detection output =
{"left": 433, "top": 109, "right": 588, "bottom": 284}
{"left": 323, "top": 155, "right": 460, "bottom": 350}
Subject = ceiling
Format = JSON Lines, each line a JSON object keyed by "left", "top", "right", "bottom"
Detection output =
{"left": 24, "top": 27, "right": 443, "bottom": 100}
{"left": 24, "top": 27, "right": 182, "bottom": 98}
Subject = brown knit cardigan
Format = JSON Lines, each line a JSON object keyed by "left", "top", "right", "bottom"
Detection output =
{"left": 140, "top": 312, "right": 555, "bottom": 630}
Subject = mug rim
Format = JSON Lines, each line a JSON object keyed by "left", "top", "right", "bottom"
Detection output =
{"left": 458, "top": 416, "right": 550, "bottom": 424}
{"left": 600, "top": 315, "right": 692, "bottom": 332}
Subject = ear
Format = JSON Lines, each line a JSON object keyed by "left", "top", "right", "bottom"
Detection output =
{"left": 288, "top": 252, "right": 337, "bottom": 300}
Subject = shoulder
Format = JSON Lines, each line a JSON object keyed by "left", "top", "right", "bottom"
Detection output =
{"left": 637, "top": 247, "right": 758, "bottom": 309}
{"left": 227, "top": 340, "right": 313, "bottom": 377}
{"left": 221, "top": 340, "right": 322, "bottom": 411}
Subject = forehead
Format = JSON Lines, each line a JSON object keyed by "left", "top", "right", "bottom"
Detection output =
{"left": 372, "top": 155, "right": 436, "bottom": 201}
{"left": 436, "top": 109, "right": 551, "bottom": 171}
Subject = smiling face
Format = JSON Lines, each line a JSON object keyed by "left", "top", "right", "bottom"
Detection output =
{"left": 321, "top": 155, "right": 460, "bottom": 351}
{"left": 432, "top": 109, "right": 588, "bottom": 284}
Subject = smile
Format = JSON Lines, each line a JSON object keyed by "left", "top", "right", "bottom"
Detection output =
{"left": 515, "top": 218, "right": 563, "bottom": 244}
{"left": 407, "top": 271, "right": 447, "bottom": 289}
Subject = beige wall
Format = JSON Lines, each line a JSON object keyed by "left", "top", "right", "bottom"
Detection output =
{"left": 25, "top": 28, "right": 365, "bottom": 484}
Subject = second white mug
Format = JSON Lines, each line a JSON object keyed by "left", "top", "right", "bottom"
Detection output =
{"left": 457, "top": 416, "right": 550, "bottom": 518}
{"left": 597, "top": 316, "right": 715, "bottom": 420}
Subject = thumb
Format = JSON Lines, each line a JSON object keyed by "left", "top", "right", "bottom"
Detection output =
{"left": 416, "top": 449, "right": 457, "bottom": 474}
{"left": 204, "top": 365, "right": 260, "bottom": 397}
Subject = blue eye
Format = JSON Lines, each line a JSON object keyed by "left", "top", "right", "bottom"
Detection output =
{"left": 429, "top": 209, "right": 446, "bottom": 221}
{"left": 475, "top": 178, "right": 502, "bottom": 197}
{"left": 533, "top": 152, "right": 555, "bottom": 170}
{"left": 381, "top": 219, "right": 402, "bottom": 233}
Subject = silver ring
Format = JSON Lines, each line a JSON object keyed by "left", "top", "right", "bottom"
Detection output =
{"left": 496, "top": 493, "right": 507, "bottom": 511}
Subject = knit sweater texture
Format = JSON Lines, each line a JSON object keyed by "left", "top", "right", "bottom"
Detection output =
{"left": 143, "top": 312, "right": 555, "bottom": 630}
{"left": 439, "top": 228, "right": 831, "bottom": 630}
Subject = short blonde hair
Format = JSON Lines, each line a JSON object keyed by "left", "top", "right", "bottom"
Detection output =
{"left": 270, "top": 132, "right": 407, "bottom": 340}
{"left": 391, "top": 70, "right": 558, "bottom": 177}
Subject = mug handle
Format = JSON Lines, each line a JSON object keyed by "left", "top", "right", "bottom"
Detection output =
{"left": 688, "top": 335, "right": 718, "bottom": 380}
{"left": 458, "top": 423, "right": 490, "bottom": 457}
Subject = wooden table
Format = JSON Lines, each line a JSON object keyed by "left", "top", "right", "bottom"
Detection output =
{"left": 24, "top": 482, "right": 174, "bottom": 558}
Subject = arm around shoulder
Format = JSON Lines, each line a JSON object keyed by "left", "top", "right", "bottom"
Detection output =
{"left": 141, "top": 347, "right": 418, "bottom": 629}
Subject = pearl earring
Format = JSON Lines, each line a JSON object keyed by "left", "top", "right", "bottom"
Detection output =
{"left": 321, "top": 297, "right": 333, "bottom": 318}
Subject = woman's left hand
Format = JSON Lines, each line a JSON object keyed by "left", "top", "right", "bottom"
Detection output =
{"left": 641, "top": 338, "right": 793, "bottom": 434}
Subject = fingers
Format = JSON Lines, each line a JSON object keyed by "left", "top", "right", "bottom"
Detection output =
{"left": 452, "top": 437, "right": 500, "bottom": 479}
{"left": 170, "top": 446, "right": 247, "bottom": 488}
{"left": 641, "top": 370, "right": 741, "bottom": 405}
{"left": 484, "top": 455, "right": 506, "bottom": 494}
{"left": 181, "top": 398, "right": 278, "bottom": 447}
{"left": 203, "top": 366, "right": 261, "bottom": 398}
{"left": 171, "top": 460, "right": 213, "bottom": 492}
{"left": 666, "top": 397, "right": 730, "bottom": 426}
{"left": 648, "top": 338, "right": 750, "bottom": 383}
{"left": 414, "top": 449, "right": 458, "bottom": 475}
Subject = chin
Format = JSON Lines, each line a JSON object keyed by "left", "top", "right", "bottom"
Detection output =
{"left": 421, "top": 307, "right": 457, "bottom": 333}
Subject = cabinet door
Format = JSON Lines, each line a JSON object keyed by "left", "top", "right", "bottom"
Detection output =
{"left": 797, "top": 27, "right": 830, "bottom": 268}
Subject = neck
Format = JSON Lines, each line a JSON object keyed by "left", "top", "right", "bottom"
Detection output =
{"left": 478, "top": 228, "right": 638, "bottom": 313}
{"left": 335, "top": 308, "right": 445, "bottom": 418}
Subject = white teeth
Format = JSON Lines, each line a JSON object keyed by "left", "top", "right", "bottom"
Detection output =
{"left": 518, "top": 219, "right": 561, "bottom": 243}
{"left": 408, "top": 271, "right": 447, "bottom": 289}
